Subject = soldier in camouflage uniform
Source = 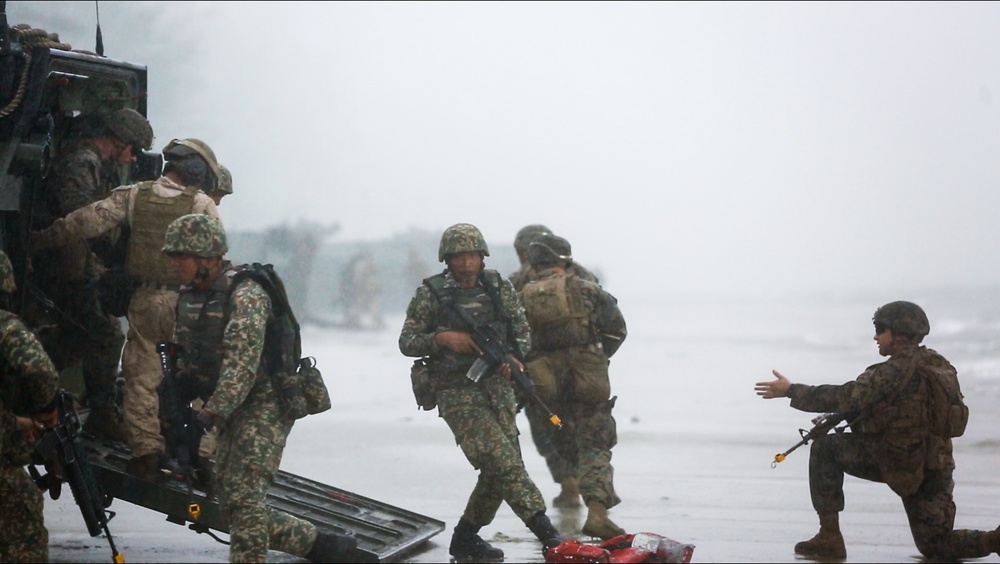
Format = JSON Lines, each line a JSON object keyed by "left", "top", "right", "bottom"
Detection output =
{"left": 161, "top": 215, "right": 359, "bottom": 563}
{"left": 509, "top": 224, "right": 601, "bottom": 509}
{"left": 399, "top": 223, "right": 563, "bottom": 562}
{"left": 755, "top": 301, "right": 1000, "bottom": 560}
{"left": 520, "top": 234, "right": 627, "bottom": 540}
{"left": 32, "top": 138, "right": 223, "bottom": 481}
{"left": 31, "top": 108, "right": 152, "bottom": 443}
{"left": 0, "top": 250, "right": 60, "bottom": 563}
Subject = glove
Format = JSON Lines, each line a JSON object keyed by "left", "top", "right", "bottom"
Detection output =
{"left": 196, "top": 410, "right": 216, "bottom": 433}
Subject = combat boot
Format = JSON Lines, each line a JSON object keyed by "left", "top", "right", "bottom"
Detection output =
{"left": 193, "top": 456, "right": 215, "bottom": 496}
{"left": 794, "top": 512, "right": 846, "bottom": 560}
{"left": 981, "top": 524, "right": 1000, "bottom": 555}
{"left": 449, "top": 517, "right": 504, "bottom": 562}
{"left": 306, "top": 530, "right": 364, "bottom": 563}
{"left": 82, "top": 406, "right": 127, "bottom": 443}
{"left": 552, "top": 477, "right": 582, "bottom": 508}
{"left": 526, "top": 511, "right": 564, "bottom": 552}
{"left": 125, "top": 453, "right": 162, "bottom": 482}
{"left": 582, "top": 500, "right": 625, "bottom": 540}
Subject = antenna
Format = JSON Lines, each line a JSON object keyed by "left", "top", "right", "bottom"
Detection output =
{"left": 94, "top": 1, "right": 104, "bottom": 56}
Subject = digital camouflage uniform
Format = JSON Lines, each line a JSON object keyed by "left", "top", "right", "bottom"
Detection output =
{"left": 34, "top": 176, "right": 219, "bottom": 461}
{"left": 399, "top": 268, "right": 547, "bottom": 526}
{"left": 0, "top": 308, "right": 60, "bottom": 562}
{"left": 32, "top": 140, "right": 125, "bottom": 419}
{"left": 521, "top": 265, "right": 626, "bottom": 513}
{"left": 174, "top": 265, "right": 317, "bottom": 563}
{"left": 788, "top": 344, "right": 995, "bottom": 560}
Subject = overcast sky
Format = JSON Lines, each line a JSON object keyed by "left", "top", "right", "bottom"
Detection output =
{"left": 8, "top": 2, "right": 1000, "bottom": 299}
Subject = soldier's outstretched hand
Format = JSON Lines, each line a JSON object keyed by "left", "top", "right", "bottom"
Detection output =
{"left": 755, "top": 370, "right": 791, "bottom": 399}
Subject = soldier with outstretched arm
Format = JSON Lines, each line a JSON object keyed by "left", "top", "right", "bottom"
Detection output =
{"left": 755, "top": 301, "right": 1000, "bottom": 561}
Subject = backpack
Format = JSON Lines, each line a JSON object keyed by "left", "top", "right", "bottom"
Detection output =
{"left": 229, "top": 263, "right": 331, "bottom": 419}
{"left": 924, "top": 364, "right": 969, "bottom": 439}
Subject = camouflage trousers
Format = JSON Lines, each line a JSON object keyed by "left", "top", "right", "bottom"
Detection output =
{"left": 809, "top": 432, "right": 991, "bottom": 559}
{"left": 438, "top": 378, "right": 546, "bottom": 526}
{"left": 122, "top": 285, "right": 177, "bottom": 458}
{"left": 216, "top": 398, "right": 316, "bottom": 563}
{"left": 527, "top": 345, "right": 621, "bottom": 509}
{"left": 0, "top": 465, "right": 48, "bottom": 562}
{"left": 524, "top": 400, "right": 577, "bottom": 484}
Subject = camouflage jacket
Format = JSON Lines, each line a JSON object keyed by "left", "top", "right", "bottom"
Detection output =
{"left": 521, "top": 267, "right": 627, "bottom": 357}
{"left": 509, "top": 260, "right": 599, "bottom": 292}
{"left": 399, "top": 269, "right": 530, "bottom": 390}
{"left": 33, "top": 175, "right": 218, "bottom": 250}
{"left": 0, "top": 310, "right": 58, "bottom": 465}
{"left": 178, "top": 267, "right": 276, "bottom": 422}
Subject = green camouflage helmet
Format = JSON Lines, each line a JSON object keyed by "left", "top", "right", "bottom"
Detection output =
{"left": 107, "top": 108, "right": 154, "bottom": 150}
{"left": 873, "top": 301, "right": 930, "bottom": 342}
{"left": 527, "top": 233, "right": 572, "bottom": 266}
{"left": 0, "top": 249, "right": 15, "bottom": 292}
{"left": 514, "top": 224, "right": 552, "bottom": 252}
{"left": 438, "top": 223, "right": 490, "bottom": 262}
{"left": 162, "top": 214, "right": 228, "bottom": 258}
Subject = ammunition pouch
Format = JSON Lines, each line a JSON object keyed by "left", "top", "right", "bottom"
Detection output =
{"left": 273, "top": 357, "right": 331, "bottom": 420}
{"left": 411, "top": 358, "right": 436, "bottom": 411}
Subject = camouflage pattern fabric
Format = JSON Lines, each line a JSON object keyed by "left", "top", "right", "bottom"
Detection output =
{"left": 0, "top": 311, "right": 58, "bottom": 563}
{"left": 522, "top": 268, "right": 627, "bottom": 508}
{"left": 162, "top": 213, "right": 228, "bottom": 258}
{"left": 399, "top": 268, "right": 547, "bottom": 525}
{"left": 0, "top": 466, "right": 48, "bottom": 562}
{"left": 790, "top": 345, "right": 994, "bottom": 560}
{"left": 510, "top": 261, "right": 599, "bottom": 293}
{"left": 189, "top": 278, "right": 317, "bottom": 562}
{"left": 0, "top": 250, "right": 15, "bottom": 292}
{"left": 437, "top": 223, "right": 490, "bottom": 262}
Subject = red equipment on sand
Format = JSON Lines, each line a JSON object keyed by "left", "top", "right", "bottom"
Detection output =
{"left": 545, "top": 532, "right": 695, "bottom": 564}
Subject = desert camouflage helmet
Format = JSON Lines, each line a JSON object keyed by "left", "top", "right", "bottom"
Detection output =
{"left": 162, "top": 138, "right": 223, "bottom": 184}
{"left": 0, "top": 249, "right": 15, "bottom": 292}
{"left": 438, "top": 223, "right": 490, "bottom": 262}
{"left": 106, "top": 108, "right": 154, "bottom": 150}
{"left": 527, "top": 233, "right": 572, "bottom": 266}
{"left": 514, "top": 224, "right": 552, "bottom": 252}
{"left": 162, "top": 214, "right": 228, "bottom": 258}
{"left": 212, "top": 164, "right": 233, "bottom": 196}
{"left": 873, "top": 301, "right": 930, "bottom": 341}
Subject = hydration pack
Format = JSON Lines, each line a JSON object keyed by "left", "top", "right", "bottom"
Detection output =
{"left": 924, "top": 364, "right": 969, "bottom": 439}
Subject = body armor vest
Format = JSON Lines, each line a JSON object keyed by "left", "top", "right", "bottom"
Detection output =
{"left": 126, "top": 180, "right": 198, "bottom": 283}
{"left": 174, "top": 270, "right": 234, "bottom": 399}
{"left": 521, "top": 273, "right": 592, "bottom": 352}
{"left": 425, "top": 271, "right": 508, "bottom": 389}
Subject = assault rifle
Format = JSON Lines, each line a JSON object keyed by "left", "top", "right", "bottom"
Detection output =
{"left": 156, "top": 340, "right": 207, "bottom": 519}
{"left": 30, "top": 390, "right": 124, "bottom": 563}
{"left": 771, "top": 412, "right": 848, "bottom": 468}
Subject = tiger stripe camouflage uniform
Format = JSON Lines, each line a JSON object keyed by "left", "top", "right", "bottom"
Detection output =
{"left": 176, "top": 266, "right": 317, "bottom": 562}
{"left": 399, "top": 269, "right": 547, "bottom": 526}
{"left": 0, "top": 310, "right": 59, "bottom": 562}
{"left": 33, "top": 176, "right": 219, "bottom": 464}
{"left": 788, "top": 344, "right": 998, "bottom": 560}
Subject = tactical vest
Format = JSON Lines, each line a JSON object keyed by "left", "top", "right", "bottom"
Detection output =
{"left": 424, "top": 270, "right": 509, "bottom": 389}
{"left": 126, "top": 180, "right": 198, "bottom": 283}
{"left": 174, "top": 269, "right": 234, "bottom": 399}
{"left": 521, "top": 273, "right": 593, "bottom": 353}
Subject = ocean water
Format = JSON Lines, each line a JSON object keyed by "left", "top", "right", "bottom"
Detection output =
{"left": 46, "top": 286, "right": 1000, "bottom": 562}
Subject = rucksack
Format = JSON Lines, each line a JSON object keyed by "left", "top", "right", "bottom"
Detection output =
{"left": 924, "top": 364, "right": 969, "bottom": 439}
{"left": 228, "top": 263, "right": 331, "bottom": 419}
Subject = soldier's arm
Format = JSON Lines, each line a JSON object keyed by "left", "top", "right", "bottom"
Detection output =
{"left": 0, "top": 314, "right": 59, "bottom": 412}
{"left": 589, "top": 283, "right": 626, "bottom": 357}
{"left": 787, "top": 364, "right": 888, "bottom": 414}
{"left": 500, "top": 277, "right": 531, "bottom": 359}
{"left": 33, "top": 188, "right": 129, "bottom": 249}
{"left": 53, "top": 151, "right": 103, "bottom": 215}
{"left": 399, "top": 286, "right": 440, "bottom": 357}
{"left": 191, "top": 192, "right": 220, "bottom": 218}
{"left": 203, "top": 280, "right": 269, "bottom": 420}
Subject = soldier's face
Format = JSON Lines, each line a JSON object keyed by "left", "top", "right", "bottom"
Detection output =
{"left": 875, "top": 327, "right": 897, "bottom": 356}
{"left": 447, "top": 251, "right": 483, "bottom": 287}
{"left": 169, "top": 254, "right": 199, "bottom": 284}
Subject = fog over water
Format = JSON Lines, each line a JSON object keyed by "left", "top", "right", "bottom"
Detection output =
{"left": 8, "top": 1, "right": 1000, "bottom": 301}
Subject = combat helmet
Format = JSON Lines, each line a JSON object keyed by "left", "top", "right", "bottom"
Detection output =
{"left": 514, "top": 224, "right": 552, "bottom": 253}
{"left": 106, "top": 108, "right": 154, "bottom": 150}
{"left": 873, "top": 301, "right": 930, "bottom": 342}
{"left": 162, "top": 214, "right": 228, "bottom": 258}
{"left": 162, "top": 138, "right": 222, "bottom": 191}
{"left": 0, "top": 249, "right": 15, "bottom": 292}
{"left": 438, "top": 223, "right": 490, "bottom": 262}
{"left": 527, "top": 233, "right": 572, "bottom": 266}
{"left": 213, "top": 164, "right": 233, "bottom": 197}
